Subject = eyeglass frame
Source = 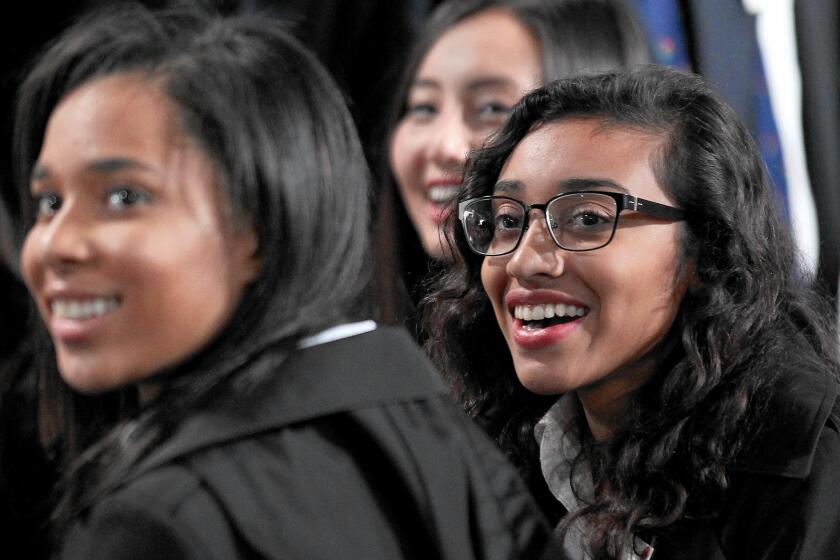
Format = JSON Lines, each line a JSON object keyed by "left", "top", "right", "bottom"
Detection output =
{"left": 457, "top": 191, "right": 686, "bottom": 256}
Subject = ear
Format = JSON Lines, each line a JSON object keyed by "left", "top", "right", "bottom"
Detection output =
{"left": 232, "top": 224, "right": 260, "bottom": 286}
{"left": 678, "top": 258, "right": 700, "bottom": 293}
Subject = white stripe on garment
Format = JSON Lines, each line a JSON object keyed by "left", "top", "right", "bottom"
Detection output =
{"left": 297, "top": 320, "right": 378, "bottom": 349}
{"left": 750, "top": 0, "right": 819, "bottom": 275}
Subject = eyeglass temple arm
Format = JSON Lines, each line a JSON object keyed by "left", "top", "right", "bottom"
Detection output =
{"left": 623, "top": 194, "right": 685, "bottom": 220}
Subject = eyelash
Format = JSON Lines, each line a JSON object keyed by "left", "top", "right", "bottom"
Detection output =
{"left": 30, "top": 186, "right": 151, "bottom": 220}
{"left": 477, "top": 102, "right": 511, "bottom": 117}
{"left": 32, "top": 192, "right": 61, "bottom": 219}
{"left": 106, "top": 186, "right": 150, "bottom": 209}
{"left": 405, "top": 102, "right": 437, "bottom": 118}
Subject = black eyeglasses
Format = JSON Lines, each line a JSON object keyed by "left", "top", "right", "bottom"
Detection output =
{"left": 458, "top": 191, "right": 685, "bottom": 256}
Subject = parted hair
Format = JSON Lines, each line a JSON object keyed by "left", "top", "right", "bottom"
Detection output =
{"left": 14, "top": 2, "right": 373, "bottom": 538}
{"left": 423, "top": 65, "right": 839, "bottom": 556}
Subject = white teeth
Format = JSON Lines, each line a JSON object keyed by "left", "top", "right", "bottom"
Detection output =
{"left": 513, "top": 303, "right": 587, "bottom": 322}
{"left": 52, "top": 297, "right": 119, "bottom": 320}
{"left": 427, "top": 185, "right": 459, "bottom": 203}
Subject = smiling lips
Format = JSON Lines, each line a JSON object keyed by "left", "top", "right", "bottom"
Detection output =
{"left": 51, "top": 296, "right": 120, "bottom": 320}
{"left": 513, "top": 302, "right": 586, "bottom": 321}
{"left": 48, "top": 296, "right": 121, "bottom": 343}
{"left": 425, "top": 179, "right": 460, "bottom": 224}
{"left": 508, "top": 301, "right": 589, "bottom": 349}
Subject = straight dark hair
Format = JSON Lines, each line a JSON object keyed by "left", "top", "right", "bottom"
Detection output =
{"left": 423, "top": 65, "right": 840, "bottom": 556}
{"left": 374, "top": 0, "right": 650, "bottom": 323}
{"left": 14, "top": 2, "right": 373, "bottom": 539}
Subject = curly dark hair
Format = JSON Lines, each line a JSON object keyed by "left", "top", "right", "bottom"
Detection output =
{"left": 422, "top": 65, "right": 839, "bottom": 556}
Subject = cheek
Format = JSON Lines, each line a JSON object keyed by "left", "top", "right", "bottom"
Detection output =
{"left": 19, "top": 232, "right": 40, "bottom": 290}
{"left": 480, "top": 259, "right": 507, "bottom": 320}
{"left": 593, "top": 249, "right": 684, "bottom": 345}
{"left": 389, "top": 124, "right": 422, "bottom": 195}
{"left": 126, "top": 234, "right": 240, "bottom": 366}
{"left": 140, "top": 229, "right": 237, "bottom": 311}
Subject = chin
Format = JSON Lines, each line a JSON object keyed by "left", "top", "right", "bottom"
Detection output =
{"left": 419, "top": 234, "right": 446, "bottom": 261}
{"left": 514, "top": 370, "right": 567, "bottom": 396}
{"left": 59, "top": 371, "right": 116, "bottom": 395}
{"left": 57, "top": 355, "right": 128, "bottom": 395}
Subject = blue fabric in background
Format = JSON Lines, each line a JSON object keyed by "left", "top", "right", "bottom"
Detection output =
{"left": 631, "top": 0, "right": 789, "bottom": 219}
{"left": 628, "top": 0, "right": 692, "bottom": 71}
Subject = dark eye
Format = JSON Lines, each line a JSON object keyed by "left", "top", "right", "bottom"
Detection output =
{"left": 565, "top": 207, "right": 614, "bottom": 232}
{"left": 573, "top": 211, "right": 607, "bottom": 227}
{"left": 405, "top": 102, "right": 437, "bottom": 120}
{"left": 477, "top": 102, "right": 511, "bottom": 119}
{"left": 495, "top": 213, "right": 521, "bottom": 230}
{"left": 33, "top": 192, "right": 61, "bottom": 219}
{"left": 106, "top": 187, "right": 150, "bottom": 209}
{"left": 495, "top": 211, "right": 522, "bottom": 232}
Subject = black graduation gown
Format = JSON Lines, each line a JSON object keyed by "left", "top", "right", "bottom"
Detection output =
{"left": 61, "top": 326, "right": 549, "bottom": 559}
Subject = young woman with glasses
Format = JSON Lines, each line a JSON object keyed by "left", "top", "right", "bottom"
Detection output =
{"left": 376, "top": 0, "right": 650, "bottom": 325}
{"left": 15, "top": 4, "right": 549, "bottom": 557}
{"left": 424, "top": 65, "right": 840, "bottom": 558}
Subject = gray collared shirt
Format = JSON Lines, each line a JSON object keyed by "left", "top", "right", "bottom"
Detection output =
{"left": 535, "top": 394, "right": 654, "bottom": 560}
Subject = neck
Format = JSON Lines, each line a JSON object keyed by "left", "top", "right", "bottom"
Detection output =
{"left": 138, "top": 381, "right": 161, "bottom": 404}
{"left": 576, "top": 359, "right": 655, "bottom": 441}
{"left": 577, "top": 392, "right": 627, "bottom": 441}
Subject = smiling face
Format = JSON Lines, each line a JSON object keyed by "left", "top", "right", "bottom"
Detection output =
{"left": 390, "top": 8, "right": 541, "bottom": 260}
{"left": 21, "top": 74, "right": 258, "bottom": 394}
{"left": 480, "top": 118, "right": 688, "bottom": 429}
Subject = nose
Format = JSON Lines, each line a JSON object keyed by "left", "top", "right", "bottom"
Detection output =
{"left": 33, "top": 201, "right": 96, "bottom": 269}
{"left": 505, "top": 211, "right": 565, "bottom": 280}
{"left": 427, "top": 109, "right": 473, "bottom": 172}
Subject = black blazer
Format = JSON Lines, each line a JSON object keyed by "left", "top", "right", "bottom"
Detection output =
{"left": 538, "top": 360, "right": 840, "bottom": 559}
{"left": 650, "top": 362, "right": 840, "bottom": 559}
{"left": 61, "top": 326, "right": 549, "bottom": 559}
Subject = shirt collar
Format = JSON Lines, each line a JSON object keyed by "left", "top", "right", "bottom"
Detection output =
{"left": 535, "top": 393, "right": 588, "bottom": 513}
{"left": 535, "top": 394, "right": 654, "bottom": 560}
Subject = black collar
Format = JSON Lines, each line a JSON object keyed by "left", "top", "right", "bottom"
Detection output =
{"left": 124, "top": 326, "right": 448, "bottom": 483}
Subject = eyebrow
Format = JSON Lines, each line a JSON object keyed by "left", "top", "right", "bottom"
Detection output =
{"left": 492, "top": 177, "right": 630, "bottom": 194}
{"left": 493, "top": 179, "right": 521, "bottom": 194}
{"left": 411, "top": 78, "right": 440, "bottom": 90}
{"left": 466, "top": 76, "right": 520, "bottom": 92}
{"left": 31, "top": 158, "right": 156, "bottom": 182}
{"left": 410, "top": 76, "right": 519, "bottom": 92}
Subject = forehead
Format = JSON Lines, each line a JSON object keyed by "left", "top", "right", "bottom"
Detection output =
{"left": 36, "top": 73, "right": 225, "bottom": 212}
{"left": 414, "top": 9, "right": 541, "bottom": 91}
{"left": 497, "top": 118, "right": 670, "bottom": 202}
{"left": 41, "top": 73, "right": 182, "bottom": 163}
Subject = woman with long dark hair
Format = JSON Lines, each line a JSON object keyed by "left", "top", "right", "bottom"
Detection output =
{"left": 15, "top": 4, "right": 548, "bottom": 557}
{"left": 424, "top": 65, "right": 840, "bottom": 558}
{"left": 376, "top": 0, "right": 650, "bottom": 325}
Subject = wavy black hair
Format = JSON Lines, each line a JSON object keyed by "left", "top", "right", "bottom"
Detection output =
{"left": 422, "top": 65, "right": 839, "bottom": 556}
{"left": 14, "top": 2, "right": 372, "bottom": 541}
{"left": 374, "top": 0, "right": 650, "bottom": 324}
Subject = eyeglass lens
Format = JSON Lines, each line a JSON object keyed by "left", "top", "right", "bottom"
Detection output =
{"left": 461, "top": 193, "right": 619, "bottom": 255}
